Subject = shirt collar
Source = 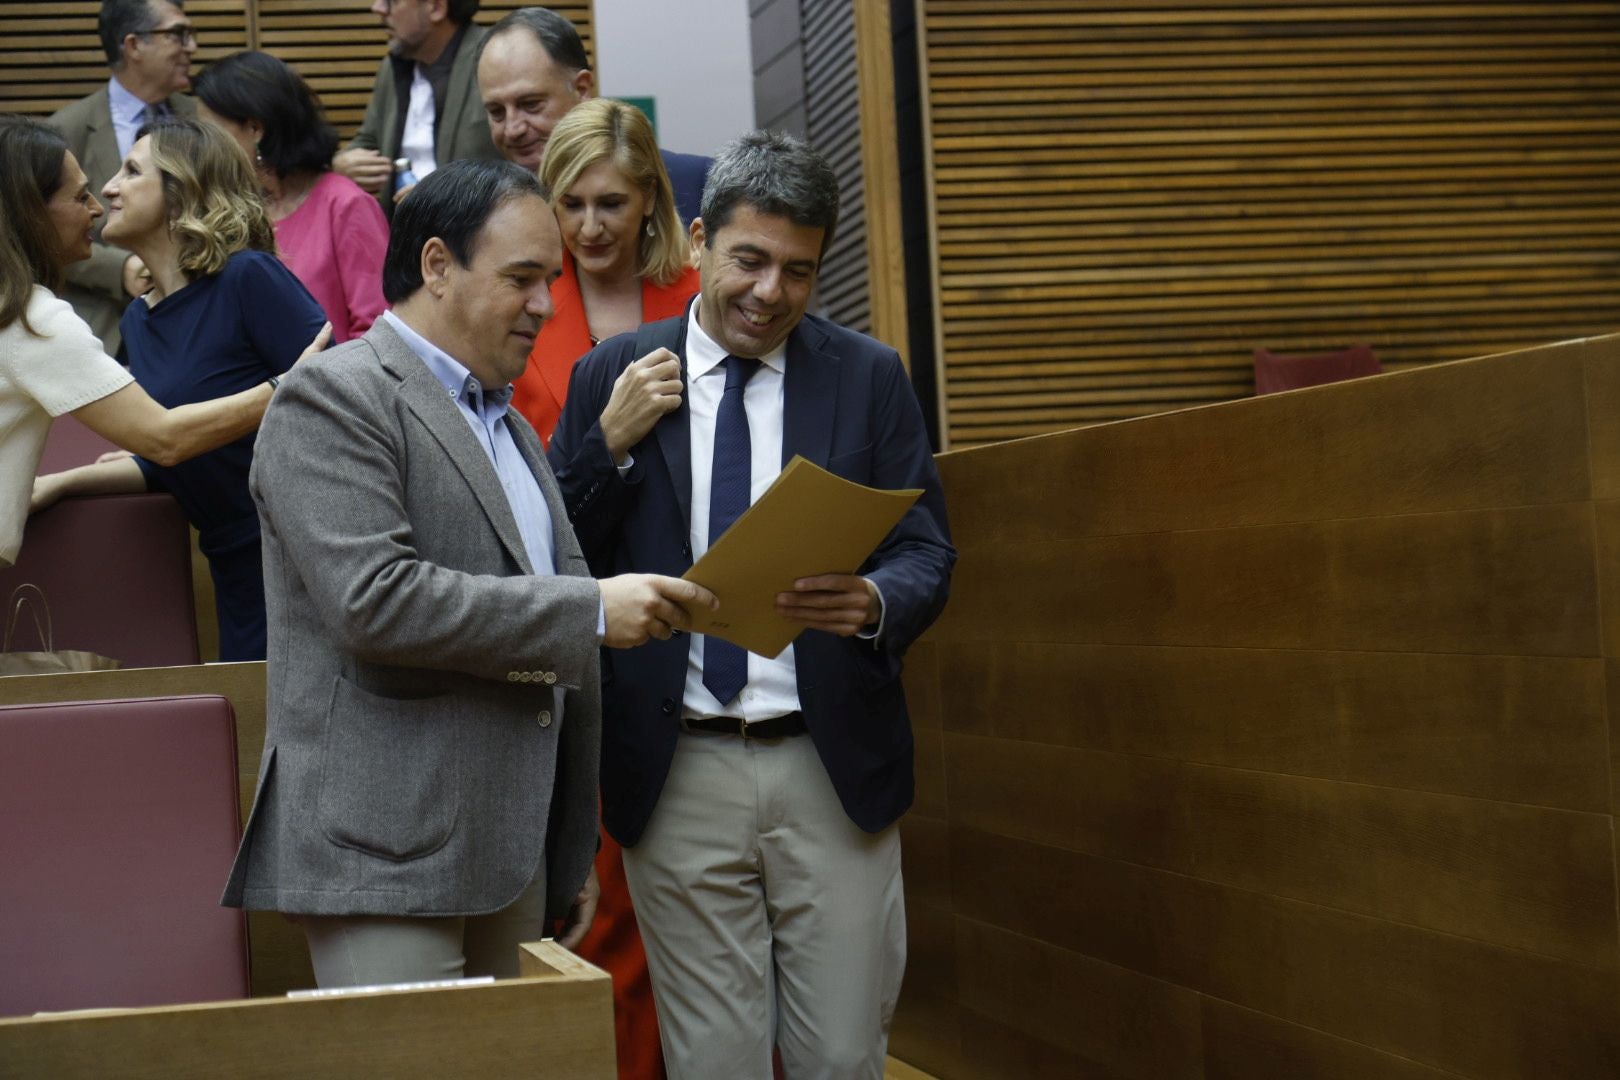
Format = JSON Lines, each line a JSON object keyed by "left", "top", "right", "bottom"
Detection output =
{"left": 381, "top": 310, "right": 514, "bottom": 418}
{"left": 107, "top": 76, "right": 149, "bottom": 126}
{"left": 685, "top": 296, "right": 788, "bottom": 380}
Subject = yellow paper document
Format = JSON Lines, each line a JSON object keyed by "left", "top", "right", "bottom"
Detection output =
{"left": 681, "top": 455, "right": 922, "bottom": 657}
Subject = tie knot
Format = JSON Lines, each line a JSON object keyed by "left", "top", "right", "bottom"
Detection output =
{"left": 722, "top": 355, "right": 759, "bottom": 392}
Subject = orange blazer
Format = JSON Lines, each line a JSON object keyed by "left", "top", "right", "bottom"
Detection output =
{"left": 511, "top": 254, "right": 701, "bottom": 445}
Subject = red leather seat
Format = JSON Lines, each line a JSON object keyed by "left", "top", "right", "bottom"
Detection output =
{"left": 0, "top": 695, "right": 249, "bottom": 1016}
{"left": 1253, "top": 344, "right": 1382, "bottom": 395}
{"left": 0, "top": 494, "right": 200, "bottom": 668}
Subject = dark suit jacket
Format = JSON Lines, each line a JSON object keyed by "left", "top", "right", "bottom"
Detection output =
{"left": 548, "top": 311, "right": 955, "bottom": 847}
{"left": 659, "top": 149, "right": 710, "bottom": 226}
{"left": 47, "top": 85, "right": 196, "bottom": 353}
{"left": 223, "top": 318, "right": 601, "bottom": 919}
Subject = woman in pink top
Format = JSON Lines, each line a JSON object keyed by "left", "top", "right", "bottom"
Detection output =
{"left": 194, "top": 51, "right": 387, "bottom": 343}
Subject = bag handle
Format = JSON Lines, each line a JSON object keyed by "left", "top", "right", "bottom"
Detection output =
{"left": 4, "top": 582, "right": 52, "bottom": 652}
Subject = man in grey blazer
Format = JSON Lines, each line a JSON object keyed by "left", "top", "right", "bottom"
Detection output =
{"left": 333, "top": 0, "right": 501, "bottom": 214}
{"left": 222, "top": 159, "right": 716, "bottom": 987}
{"left": 48, "top": 0, "right": 197, "bottom": 353}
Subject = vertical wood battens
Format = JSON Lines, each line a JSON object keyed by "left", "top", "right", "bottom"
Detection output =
{"left": 755, "top": 0, "right": 912, "bottom": 353}
{"left": 800, "top": 0, "right": 873, "bottom": 338}
{"left": 918, "top": 2, "right": 1620, "bottom": 448}
{"left": 854, "top": 0, "right": 911, "bottom": 360}
{"left": 0, "top": 3, "right": 596, "bottom": 141}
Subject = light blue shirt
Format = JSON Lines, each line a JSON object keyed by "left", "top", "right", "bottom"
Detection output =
{"left": 107, "top": 77, "right": 159, "bottom": 160}
{"left": 381, "top": 311, "right": 557, "bottom": 574}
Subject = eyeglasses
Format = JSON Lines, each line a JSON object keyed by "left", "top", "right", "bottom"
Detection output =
{"left": 142, "top": 24, "right": 197, "bottom": 46}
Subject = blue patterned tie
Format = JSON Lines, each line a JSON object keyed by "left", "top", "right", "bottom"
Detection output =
{"left": 702, "top": 356, "right": 759, "bottom": 706}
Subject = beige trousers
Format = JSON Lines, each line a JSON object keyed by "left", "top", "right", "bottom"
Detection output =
{"left": 623, "top": 730, "right": 906, "bottom": 1080}
{"left": 302, "top": 868, "right": 548, "bottom": 988}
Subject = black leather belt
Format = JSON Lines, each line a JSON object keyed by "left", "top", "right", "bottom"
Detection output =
{"left": 682, "top": 712, "right": 807, "bottom": 739}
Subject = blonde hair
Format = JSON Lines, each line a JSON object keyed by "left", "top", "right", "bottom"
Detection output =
{"left": 145, "top": 118, "right": 275, "bottom": 279}
{"left": 540, "top": 98, "right": 689, "bottom": 287}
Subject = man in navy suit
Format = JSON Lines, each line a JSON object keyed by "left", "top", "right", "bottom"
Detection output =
{"left": 549, "top": 130, "right": 954, "bottom": 1080}
{"left": 474, "top": 6, "right": 710, "bottom": 223}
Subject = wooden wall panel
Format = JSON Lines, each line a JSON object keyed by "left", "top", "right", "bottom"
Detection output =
{"left": 899, "top": 333, "right": 1620, "bottom": 1078}
{"left": 1202, "top": 1002, "right": 1460, "bottom": 1080}
{"left": 940, "top": 642, "right": 1610, "bottom": 811}
{"left": 0, "top": 3, "right": 595, "bottom": 140}
{"left": 917, "top": 2, "right": 1620, "bottom": 447}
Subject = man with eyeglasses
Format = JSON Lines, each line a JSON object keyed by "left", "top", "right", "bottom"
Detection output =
{"left": 48, "top": 0, "right": 198, "bottom": 354}
{"left": 333, "top": 0, "right": 501, "bottom": 215}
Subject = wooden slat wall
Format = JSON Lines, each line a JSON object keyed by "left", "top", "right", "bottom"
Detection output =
{"left": 751, "top": 0, "right": 911, "bottom": 357}
{"left": 0, "top": 1, "right": 251, "bottom": 118}
{"left": 918, "top": 1, "right": 1620, "bottom": 448}
{"left": 0, "top": 2, "right": 595, "bottom": 140}
{"left": 801, "top": 0, "right": 872, "bottom": 336}
{"left": 892, "top": 333, "right": 1620, "bottom": 1078}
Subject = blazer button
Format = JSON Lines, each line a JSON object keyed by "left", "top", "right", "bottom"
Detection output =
{"left": 537, "top": 710, "right": 553, "bottom": 727}
{"left": 507, "top": 672, "right": 520, "bottom": 682}
{"left": 522, "top": 672, "right": 536, "bottom": 683}
{"left": 660, "top": 698, "right": 676, "bottom": 715}
{"left": 543, "top": 671, "right": 557, "bottom": 685}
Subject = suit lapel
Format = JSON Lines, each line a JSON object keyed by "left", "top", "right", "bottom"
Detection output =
{"left": 370, "top": 322, "right": 536, "bottom": 574}
{"left": 782, "top": 320, "right": 838, "bottom": 468}
{"left": 438, "top": 26, "right": 481, "bottom": 159}
{"left": 654, "top": 315, "right": 695, "bottom": 533}
{"left": 85, "top": 90, "right": 120, "bottom": 242}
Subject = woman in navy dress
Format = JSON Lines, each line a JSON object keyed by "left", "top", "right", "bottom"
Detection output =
{"left": 34, "top": 119, "right": 326, "bottom": 660}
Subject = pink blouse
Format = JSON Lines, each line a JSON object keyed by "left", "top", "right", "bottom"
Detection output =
{"left": 273, "top": 171, "right": 388, "bottom": 343}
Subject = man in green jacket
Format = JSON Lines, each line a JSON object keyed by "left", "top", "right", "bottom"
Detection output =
{"left": 333, "top": 0, "right": 502, "bottom": 215}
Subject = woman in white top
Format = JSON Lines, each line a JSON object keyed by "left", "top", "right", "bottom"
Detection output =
{"left": 0, "top": 116, "right": 326, "bottom": 567}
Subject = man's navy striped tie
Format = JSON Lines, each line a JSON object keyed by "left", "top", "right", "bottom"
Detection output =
{"left": 702, "top": 355, "right": 759, "bottom": 706}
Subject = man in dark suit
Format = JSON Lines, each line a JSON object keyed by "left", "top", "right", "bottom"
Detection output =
{"left": 475, "top": 6, "right": 711, "bottom": 224}
{"left": 223, "top": 159, "right": 715, "bottom": 987}
{"left": 49, "top": 0, "right": 198, "bottom": 353}
{"left": 549, "top": 131, "right": 955, "bottom": 1079}
{"left": 332, "top": 0, "right": 501, "bottom": 213}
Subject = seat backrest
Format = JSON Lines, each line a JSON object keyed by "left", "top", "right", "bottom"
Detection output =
{"left": 0, "top": 494, "right": 200, "bottom": 668}
{"left": 36, "top": 414, "right": 119, "bottom": 475}
{"left": 0, "top": 695, "right": 249, "bottom": 1016}
{"left": 1253, "top": 344, "right": 1382, "bottom": 395}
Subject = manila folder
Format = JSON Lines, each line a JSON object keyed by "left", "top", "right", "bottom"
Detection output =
{"left": 680, "top": 455, "right": 921, "bottom": 657}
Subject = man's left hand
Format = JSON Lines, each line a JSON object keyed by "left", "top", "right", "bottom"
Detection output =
{"left": 776, "top": 574, "right": 879, "bottom": 637}
{"left": 556, "top": 865, "right": 600, "bottom": 951}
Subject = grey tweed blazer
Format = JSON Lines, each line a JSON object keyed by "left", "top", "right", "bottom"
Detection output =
{"left": 223, "top": 317, "right": 601, "bottom": 920}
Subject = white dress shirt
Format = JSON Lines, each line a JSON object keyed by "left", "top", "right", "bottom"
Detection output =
{"left": 399, "top": 67, "right": 437, "bottom": 179}
{"left": 681, "top": 300, "right": 803, "bottom": 722}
